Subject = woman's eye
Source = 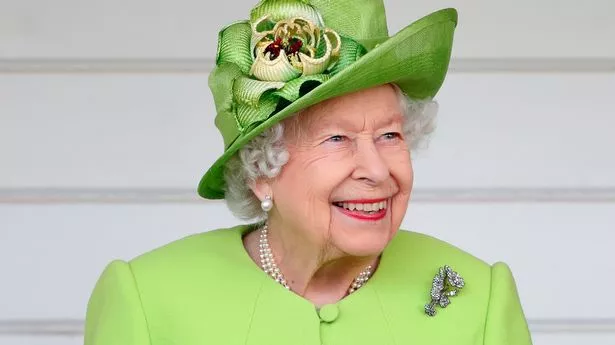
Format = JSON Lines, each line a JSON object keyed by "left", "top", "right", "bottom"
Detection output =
{"left": 326, "top": 135, "right": 345, "bottom": 143}
{"left": 382, "top": 132, "right": 402, "bottom": 140}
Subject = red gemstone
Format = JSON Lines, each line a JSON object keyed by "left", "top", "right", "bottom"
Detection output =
{"left": 264, "top": 37, "right": 283, "bottom": 60}
{"left": 286, "top": 38, "right": 303, "bottom": 55}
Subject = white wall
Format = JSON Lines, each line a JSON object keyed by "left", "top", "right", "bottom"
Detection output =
{"left": 1, "top": 0, "right": 614, "bottom": 344}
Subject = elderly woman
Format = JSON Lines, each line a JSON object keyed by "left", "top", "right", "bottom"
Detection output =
{"left": 85, "top": 0, "right": 532, "bottom": 344}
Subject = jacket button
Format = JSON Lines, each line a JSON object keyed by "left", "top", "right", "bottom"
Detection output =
{"left": 318, "top": 304, "right": 339, "bottom": 323}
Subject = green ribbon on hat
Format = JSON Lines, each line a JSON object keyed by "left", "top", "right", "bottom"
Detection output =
{"left": 210, "top": 0, "right": 367, "bottom": 149}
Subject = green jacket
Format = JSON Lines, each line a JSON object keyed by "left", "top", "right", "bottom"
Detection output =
{"left": 85, "top": 224, "right": 532, "bottom": 344}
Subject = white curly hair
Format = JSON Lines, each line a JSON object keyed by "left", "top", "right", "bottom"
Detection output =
{"left": 222, "top": 84, "right": 438, "bottom": 221}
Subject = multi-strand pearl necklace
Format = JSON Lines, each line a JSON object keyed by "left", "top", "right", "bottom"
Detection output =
{"left": 258, "top": 222, "right": 373, "bottom": 294}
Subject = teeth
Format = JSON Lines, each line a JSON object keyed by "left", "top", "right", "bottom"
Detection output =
{"left": 337, "top": 200, "right": 387, "bottom": 212}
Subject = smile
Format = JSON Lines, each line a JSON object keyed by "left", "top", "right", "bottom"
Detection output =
{"left": 332, "top": 199, "right": 388, "bottom": 221}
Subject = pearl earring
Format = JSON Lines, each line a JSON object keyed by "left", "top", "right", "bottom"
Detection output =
{"left": 261, "top": 195, "right": 273, "bottom": 212}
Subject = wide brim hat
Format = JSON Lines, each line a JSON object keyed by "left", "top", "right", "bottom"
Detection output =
{"left": 198, "top": 0, "right": 458, "bottom": 199}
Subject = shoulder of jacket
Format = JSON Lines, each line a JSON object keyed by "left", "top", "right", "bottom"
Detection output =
{"left": 390, "top": 230, "right": 492, "bottom": 286}
{"left": 395, "top": 229, "right": 489, "bottom": 265}
{"left": 110, "top": 224, "right": 263, "bottom": 339}
{"left": 128, "top": 224, "right": 252, "bottom": 276}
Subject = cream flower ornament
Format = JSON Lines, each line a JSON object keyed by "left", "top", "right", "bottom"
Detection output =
{"left": 250, "top": 16, "right": 341, "bottom": 81}
{"left": 208, "top": 0, "right": 367, "bottom": 139}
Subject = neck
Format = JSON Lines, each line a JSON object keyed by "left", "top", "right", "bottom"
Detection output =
{"left": 244, "top": 221, "right": 379, "bottom": 306}
{"left": 299, "top": 256, "right": 377, "bottom": 306}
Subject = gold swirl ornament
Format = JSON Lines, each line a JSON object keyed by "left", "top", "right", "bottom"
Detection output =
{"left": 249, "top": 16, "right": 341, "bottom": 82}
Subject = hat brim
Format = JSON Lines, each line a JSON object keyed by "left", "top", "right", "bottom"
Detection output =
{"left": 198, "top": 8, "right": 457, "bottom": 199}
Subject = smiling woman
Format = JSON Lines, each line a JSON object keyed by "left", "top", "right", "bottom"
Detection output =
{"left": 242, "top": 85, "right": 417, "bottom": 304}
{"left": 83, "top": 0, "right": 532, "bottom": 344}
{"left": 223, "top": 84, "right": 437, "bottom": 222}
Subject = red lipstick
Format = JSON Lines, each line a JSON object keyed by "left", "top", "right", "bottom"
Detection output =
{"left": 337, "top": 206, "right": 387, "bottom": 221}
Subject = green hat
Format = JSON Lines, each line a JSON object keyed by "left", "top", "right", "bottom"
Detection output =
{"left": 198, "top": 0, "right": 458, "bottom": 199}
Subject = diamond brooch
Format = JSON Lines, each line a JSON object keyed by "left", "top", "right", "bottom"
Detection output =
{"left": 425, "top": 265, "right": 465, "bottom": 317}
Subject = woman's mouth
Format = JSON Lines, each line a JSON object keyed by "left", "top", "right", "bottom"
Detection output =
{"left": 332, "top": 199, "right": 388, "bottom": 221}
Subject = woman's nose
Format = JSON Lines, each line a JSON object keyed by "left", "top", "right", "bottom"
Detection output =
{"left": 351, "top": 139, "right": 389, "bottom": 184}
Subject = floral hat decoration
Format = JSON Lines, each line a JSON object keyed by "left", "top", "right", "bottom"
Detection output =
{"left": 198, "top": 0, "right": 458, "bottom": 199}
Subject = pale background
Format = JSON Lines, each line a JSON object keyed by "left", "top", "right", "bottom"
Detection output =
{"left": 1, "top": 0, "right": 614, "bottom": 344}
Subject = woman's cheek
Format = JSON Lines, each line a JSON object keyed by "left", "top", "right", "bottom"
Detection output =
{"left": 385, "top": 149, "right": 412, "bottom": 176}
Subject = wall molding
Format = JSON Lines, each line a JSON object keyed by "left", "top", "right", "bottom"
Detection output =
{"left": 0, "top": 319, "right": 82, "bottom": 336}
{"left": 530, "top": 319, "right": 615, "bottom": 334}
{"left": 1, "top": 187, "right": 615, "bottom": 204}
{"left": 1, "top": 318, "right": 614, "bottom": 336}
{"left": 449, "top": 58, "right": 615, "bottom": 73}
{"left": 1, "top": 58, "right": 614, "bottom": 74}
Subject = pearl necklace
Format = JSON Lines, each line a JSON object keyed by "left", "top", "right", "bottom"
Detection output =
{"left": 258, "top": 222, "right": 373, "bottom": 294}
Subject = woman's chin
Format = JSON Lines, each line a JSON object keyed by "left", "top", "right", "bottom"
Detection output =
{"left": 330, "top": 204, "right": 394, "bottom": 257}
{"left": 335, "top": 240, "right": 391, "bottom": 258}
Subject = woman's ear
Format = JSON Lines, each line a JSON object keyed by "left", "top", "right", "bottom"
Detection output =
{"left": 248, "top": 177, "right": 272, "bottom": 202}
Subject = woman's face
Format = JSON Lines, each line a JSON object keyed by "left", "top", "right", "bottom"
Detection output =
{"left": 269, "top": 84, "right": 413, "bottom": 258}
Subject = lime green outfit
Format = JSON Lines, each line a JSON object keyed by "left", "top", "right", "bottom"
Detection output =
{"left": 84, "top": 225, "right": 532, "bottom": 344}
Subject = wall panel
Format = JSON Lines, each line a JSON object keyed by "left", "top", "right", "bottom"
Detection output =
{"left": 1, "top": 0, "right": 614, "bottom": 59}
{"left": 2, "top": 73, "right": 614, "bottom": 192}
